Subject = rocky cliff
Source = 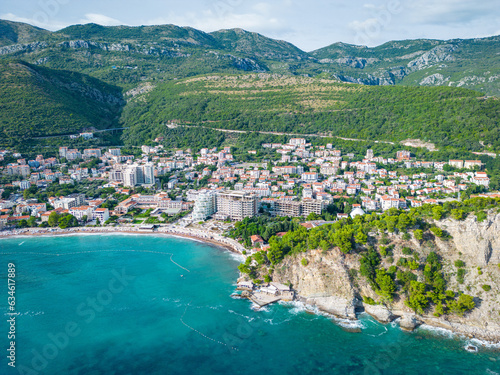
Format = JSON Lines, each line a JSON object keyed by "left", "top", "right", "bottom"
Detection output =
{"left": 436, "top": 212, "right": 500, "bottom": 267}
{"left": 272, "top": 249, "right": 358, "bottom": 319}
{"left": 271, "top": 212, "right": 500, "bottom": 342}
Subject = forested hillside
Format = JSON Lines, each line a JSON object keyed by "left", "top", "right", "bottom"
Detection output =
{"left": 0, "top": 60, "right": 124, "bottom": 146}
{"left": 121, "top": 74, "right": 500, "bottom": 151}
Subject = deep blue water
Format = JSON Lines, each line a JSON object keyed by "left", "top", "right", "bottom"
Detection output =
{"left": 0, "top": 234, "right": 499, "bottom": 375}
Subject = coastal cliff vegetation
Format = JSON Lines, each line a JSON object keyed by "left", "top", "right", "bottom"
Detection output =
{"left": 236, "top": 197, "right": 500, "bottom": 318}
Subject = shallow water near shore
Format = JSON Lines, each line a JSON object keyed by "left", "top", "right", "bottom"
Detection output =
{"left": 1, "top": 234, "right": 499, "bottom": 375}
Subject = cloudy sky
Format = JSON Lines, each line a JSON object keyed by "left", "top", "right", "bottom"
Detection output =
{"left": 1, "top": 0, "right": 499, "bottom": 50}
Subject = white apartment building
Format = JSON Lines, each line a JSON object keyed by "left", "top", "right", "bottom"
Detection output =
{"left": 123, "top": 164, "right": 152, "bottom": 187}
{"left": 380, "top": 196, "right": 407, "bottom": 211}
{"left": 289, "top": 138, "right": 306, "bottom": 146}
{"left": 301, "top": 199, "right": 326, "bottom": 216}
{"left": 143, "top": 163, "right": 155, "bottom": 185}
{"left": 192, "top": 190, "right": 217, "bottom": 222}
{"left": 464, "top": 160, "right": 482, "bottom": 169}
{"left": 69, "top": 206, "right": 93, "bottom": 220}
{"left": 301, "top": 172, "right": 318, "bottom": 182}
{"left": 53, "top": 194, "right": 85, "bottom": 210}
{"left": 92, "top": 208, "right": 110, "bottom": 223}
{"left": 83, "top": 149, "right": 102, "bottom": 158}
{"left": 123, "top": 167, "right": 137, "bottom": 187}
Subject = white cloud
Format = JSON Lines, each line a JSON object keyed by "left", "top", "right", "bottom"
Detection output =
{"left": 146, "top": 9, "right": 288, "bottom": 35}
{"left": 0, "top": 12, "right": 68, "bottom": 30}
{"left": 406, "top": 0, "right": 498, "bottom": 25}
{"left": 79, "top": 13, "right": 123, "bottom": 26}
{"left": 349, "top": 17, "right": 379, "bottom": 32}
{"left": 253, "top": 3, "right": 272, "bottom": 14}
{"left": 0, "top": 11, "right": 124, "bottom": 31}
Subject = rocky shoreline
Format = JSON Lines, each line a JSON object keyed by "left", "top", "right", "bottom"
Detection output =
{"left": 269, "top": 229, "right": 500, "bottom": 347}
{"left": 3, "top": 225, "right": 498, "bottom": 346}
{"left": 282, "top": 291, "right": 500, "bottom": 346}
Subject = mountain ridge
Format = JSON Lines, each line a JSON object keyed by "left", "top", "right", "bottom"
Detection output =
{"left": 0, "top": 19, "right": 499, "bottom": 95}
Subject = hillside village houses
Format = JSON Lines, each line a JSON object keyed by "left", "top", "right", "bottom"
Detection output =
{"left": 0, "top": 136, "right": 494, "bottom": 230}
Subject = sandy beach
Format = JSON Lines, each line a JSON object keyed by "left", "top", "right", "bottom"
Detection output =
{"left": 0, "top": 225, "right": 247, "bottom": 256}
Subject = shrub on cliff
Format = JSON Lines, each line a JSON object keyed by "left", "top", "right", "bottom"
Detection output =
{"left": 448, "top": 294, "right": 475, "bottom": 316}
{"left": 457, "top": 268, "right": 466, "bottom": 284}
{"left": 405, "top": 281, "right": 429, "bottom": 314}
{"left": 362, "top": 296, "right": 378, "bottom": 305}
{"left": 476, "top": 211, "right": 487, "bottom": 222}
{"left": 402, "top": 247, "right": 413, "bottom": 255}
{"left": 375, "top": 269, "right": 396, "bottom": 301}
{"left": 434, "top": 302, "right": 446, "bottom": 317}
{"left": 432, "top": 206, "right": 444, "bottom": 220}
{"left": 430, "top": 226, "right": 443, "bottom": 237}
{"left": 360, "top": 248, "right": 381, "bottom": 283}
{"left": 451, "top": 209, "right": 465, "bottom": 220}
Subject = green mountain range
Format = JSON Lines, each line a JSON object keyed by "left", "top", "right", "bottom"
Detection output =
{"left": 0, "top": 19, "right": 499, "bottom": 152}
{"left": 1, "top": 20, "right": 499, "bottom": 95}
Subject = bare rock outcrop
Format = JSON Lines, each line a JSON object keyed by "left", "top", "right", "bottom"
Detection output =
{"left": 268, "top": 211, "right": 500, "bottom": 342}
{"left": 364, "top": 304, "right": 396, "bottom": 323}
{"left": 272, "top": 249, "right": 357, "bottom": 319}
{"left": 436, "top": 212, "right": 500, "bottom": 266}
{"left": 399, "top": 314, "right": 422, "bottom": 331}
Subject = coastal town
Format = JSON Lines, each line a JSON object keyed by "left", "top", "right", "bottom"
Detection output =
{"left": 2, "top": 6, "right": 500, "bottom": 373}
{"left": 0, "top": 134, "right": 495, "bottom": 240}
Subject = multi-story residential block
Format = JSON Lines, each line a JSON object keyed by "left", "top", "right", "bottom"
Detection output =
{"left": 216, "top": 191, "right": 257, "bottom": 221}
{"left": 262, "top": 198, "right": 301, "bottom": 217}
{"left": 69, "top": 206, "right": 93, "bottom": 220}
{"left": 53, "top": 193, "right": 86, "bottom": 210}
{"left": 83, "top": 149, "right": 102, "bottom": 158}
{"left": 59, "top": 147, "right": 68, "bottom": 159}
{"left": 301, "top": 172, "right": 318, "bottom": 182}
{"left": 301, "top": 199, "right": 326, "bottom": 216}
{"left": 396, "top": 150, "right": 411, "bottom": 160}
{"left": 449, "top": 160, "right": 464, "bottom": 169}
{"left": 289, "top": 138, "right": 306, "bottom": 146}
{"left": 464, "top": 160, "right": 482, "bottom": 169}
{"left": 80, "top": 132, "right": 93, "bottom": 139}
{"left": 380, "top": 196, "right": 407, "bottom": 211}
{"left": 66, "top": 149, "right": 82, "bottom": 161}
{"left": 143, "top": 163, "right": 155, "bottom": 185}
{"left": 92, "top": 208, "right": 109, "bottom": 223}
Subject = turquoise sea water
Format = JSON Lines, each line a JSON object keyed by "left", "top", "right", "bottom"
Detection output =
{"left": 0, "top": 234, "right": 499, "bottom": 375}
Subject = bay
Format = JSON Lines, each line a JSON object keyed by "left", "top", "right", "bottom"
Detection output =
{"left": 0, "top": 235, "right": 499, "bottom": 375}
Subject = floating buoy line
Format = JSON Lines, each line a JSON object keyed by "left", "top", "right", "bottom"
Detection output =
{"left": 180, "top": 302, "right": 239, "bottom": 351}
{"left": 0, "top": 249, "right": 190, "bottom": 273}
